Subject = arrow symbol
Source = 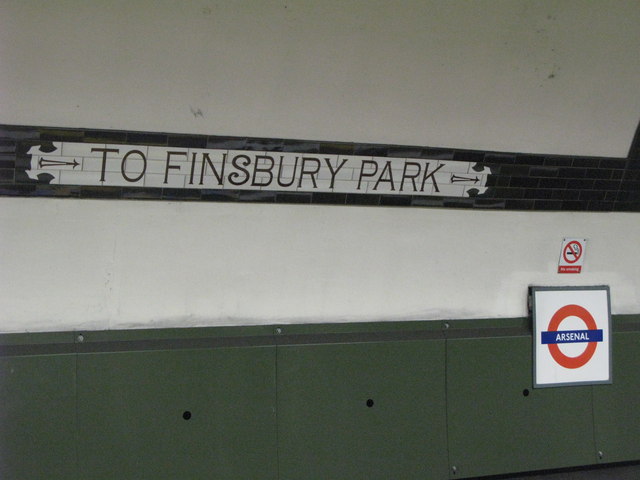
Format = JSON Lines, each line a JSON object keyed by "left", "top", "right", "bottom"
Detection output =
{"left": 39, "top": 157, "right": 79, "bottom": 169}
{"left": 450, "top": 174, "right": 479, "bottom": 184}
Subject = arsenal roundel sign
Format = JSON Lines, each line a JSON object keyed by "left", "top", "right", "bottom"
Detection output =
{"left": 532, "top": 286, "right": 612, "bottom": 388}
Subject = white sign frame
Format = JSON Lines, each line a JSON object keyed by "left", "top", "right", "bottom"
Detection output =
{"left": 532, "top": 286, "right": 612, "bottom": 388}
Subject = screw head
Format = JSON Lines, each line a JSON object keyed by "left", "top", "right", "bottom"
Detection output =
{"left": 76, "top": 334, "right": 84, "bottom": 343}
{"left": 444, "top": 322, "right": 450, "bottom": 329}
{"left": 598, "top": 451, "right": 604, "bottom": 459}
{"left": 275, "top": 327, "right": 282, "bottom": 335}
{"left": 451, "top": 465, "right": 457, "bottom": 474}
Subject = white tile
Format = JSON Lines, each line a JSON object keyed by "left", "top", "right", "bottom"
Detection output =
{"left": 272, "top": 152, "right": 303, "bottom": 167}
{"left": 101, "top": 171, "right": 143, "bottom": 187}
{"left": 147, "top": 146, "right": 187, "bottom": 161}
{"left": 428, "top": 183, "right": 466, "bottom": 197}
{"left": 436, "top": 160, "right": 471, "bottom": 174}
{"left": 332, "top": 179, "right": 360, "bottom": 194}
{"left": 95, "top": 143, "right": 136, "bottom": 158}
{"left": 144, "top": 173, "right": 186, "bottom": 188}
{"left": 58, "top": 170, "right": 102, "bottom": 186}
{"left": 61, "top": 142, "right": 102, "bottom": 157}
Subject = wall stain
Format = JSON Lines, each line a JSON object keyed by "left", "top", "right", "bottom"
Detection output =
{"left": 190, "top": 106, "right": 204, "bottom": 118}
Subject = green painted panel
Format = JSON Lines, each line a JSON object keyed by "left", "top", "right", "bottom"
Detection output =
{"left": 447, "top": 336, "right": 597, "bottom": 479}
{"left": 277, "top": 340, "right": 448, "bottom": 480}
{"left": 77, "top": 347, "right": 277, "bottom": 480}
{"left": 0, "top": 355, "right": 77, "bottom": 480}
{"left": 593, "top": 332, "right": 640, "bottom": 463}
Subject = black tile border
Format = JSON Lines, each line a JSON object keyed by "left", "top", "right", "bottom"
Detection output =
{"left": 0, "top": 123, "right": 638, "bottom": 212}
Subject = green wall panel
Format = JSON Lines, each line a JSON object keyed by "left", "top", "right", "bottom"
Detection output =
{"left": 447, "top": 336, "right": 597, "bottom": 479}
{"left": 0, "top": 355, "right": 77, "bottom": 480}
{"left": 76, "top": 347, "right": 277, "bottom": 480}
{"left": 593, "top": 331, "right": 640, "bottom": 463}
{"left": 277, "top": 340, "right": 448, "bottom": 480}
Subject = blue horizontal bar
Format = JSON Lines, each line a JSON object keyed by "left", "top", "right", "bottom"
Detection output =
{"left": 541, "top": 329, "right": 603, "bottom": 344}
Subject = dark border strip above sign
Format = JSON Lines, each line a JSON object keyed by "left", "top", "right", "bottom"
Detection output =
{"left": 0, "top": 124, "right": 638, "bottom": 212}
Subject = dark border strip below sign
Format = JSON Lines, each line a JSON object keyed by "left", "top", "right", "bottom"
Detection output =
{"left": 0, "top": 124, "right": 638, "bottom": 212}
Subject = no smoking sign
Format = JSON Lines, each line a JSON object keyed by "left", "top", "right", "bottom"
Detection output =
{"left": 532, "top": 286, "right": 611, "bottom": 387}
{"left": 558, "top": 238, "right": 586, "bottom": 273}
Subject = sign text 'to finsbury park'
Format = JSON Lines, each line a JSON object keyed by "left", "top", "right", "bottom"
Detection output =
{"left": 26, "top": 142, "right": 490, "bottom": 197}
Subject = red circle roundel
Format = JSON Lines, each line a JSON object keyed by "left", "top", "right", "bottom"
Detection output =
{"left": 546, "top": 304, "right": 598, "bottom": 369}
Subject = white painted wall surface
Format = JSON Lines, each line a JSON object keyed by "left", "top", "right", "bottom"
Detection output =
{"left": 1, "top": 1, "right": 639, "bottom": 332}
{"left": 1, "top": 198, "right": 637, "bottom": 333}
{"left": 1, "top": 0, "right": 639, "bottom": 157}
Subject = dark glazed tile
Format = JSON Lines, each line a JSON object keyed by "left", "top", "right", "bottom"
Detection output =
{"left": 161, "top": 188, "right": 201, "bottom": 200}
{"left": 386, "top": 146, "right": 424, "bottom": 159}
{"left": 421, "top": 148, "right": 454, "bottom": 160}
{"left": 379, "top": 195, "right": 412, "bottom": 207}
{"left": 312, "top": 192, "right": 346, "bottom": 204}
{"left": 353, "top": 144, "right": 390, "bottom": 157}
{"left": 236, "top": 190, "right": 277, "bottom": 202}
{"left": 491, "top": 188, "right": 524, "bottom": 199}
{"left": 453, "top": 151, "right": 485, "bottom": 163}
{"left": 558, "top": 167, "right": 586, "bottom": 178}
{"left": 588, "top": 201, "right": 615, "bottom": 211}
{"left": 411, "top": 197, "right": 445, "bottom": 207}
{"left": 499, "top": 165, "right": 530, "bottom": 176}
{"left": 40, "top": 129, "right": 84, "bottom": 142}
{"left": 167, "top": 135, "right": 207, "bottom": 149}
{"left": 282, "top": 140, "right": 320, "bottom": 154}
{"left": 537, "top": 178, "right": 566, "bottom": 189}
{"left": 529, "top": 167, "right": 559, "bottom": 177}
{"left": 593, "top": 179, "right": 621, "bottom": 190}
{"left": 346, "top": 193, "right": 380, "bottom": 205}
{"left": 80, "top": 186, "right": 122, "bottom": 198}
{"left": 201, "top": 189, "right": 238, "bottom": 202}
{"left": 562, "top": 200, "right": 587, "bottom": 210}
{"left": 0, "top": 168, "right": 15, "bottom": 183}
{"left": 543, "top": 156, "right": 573, "bottom": 167}
{"left": 524, "top": 189, "right": 554, "bottom": 199}
{"left": 276, "top": 193, "right": 313, "bottom": 204}
{"left": 0, "top": 126, "right": 40, "bottom": 140}
{"left": 505, "top": 199, "right": 535, "bottom": 210}
{"left": 572, "top": 157, "right": 600, "bottom": 168}
{"left": 534, "top": 200, "right": 563, "bottom": 210}
{"left": 0, "top": 140, "right": 17, "bottom": 153}
{"left": 122, "top": 188, "right": 162, "bottom": 200}
{"left": 0, "top": 184, "right": 36, "bottom": 196}
{"left": 614, "top": 202, "right": 640, "bottom": 212}
{"left": 84, "top": 130, "right": 128, "bottom": 143}
{"left": 127, "top": 132, "right": 168, "bottom": 145}
{"left": 618, "top": 186, "right": 640, "bottom": 200}
{"left": 443, "top": 198, "right": 475, "bottom": 208}
{"left": 473, "top": 198, "right": 506, "bottom": 209}
{"left": 319, "top": 142, "right": 354, "bottom": 156}
{"left": 509, "top": 177, "right": 538, "bottom": 188}
{"left": 584, "top": 169, "right": 612, "bottom": 180}
{"left": 514, "top": 154, "right": 544, "bottom": 166}
{"left": 579, "top": 190, "right": 607, "bottom": 201}
{"left": 551, "top": 189, "right": 580, "bottom": 200}
{"left": 566, "top": 179, "right": 594, "bottom": 189}
{"left": 36, "top": 185, "right": 81, "bottom": 197}
{"left": 623, "top": 170, "right": 640, "bottom": 181}
{"left": 244, "top": 138, "right": 284, "bottom": 152}
{"left": 599, "top": 158, "right": 626, "bottom": 169}
{"left": 207, "top": 136, "right": 247, "bottom": 150}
